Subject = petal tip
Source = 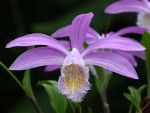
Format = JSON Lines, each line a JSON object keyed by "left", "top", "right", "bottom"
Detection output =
{"left": 9, "top": 65, "right": 17, "bottom": 70}
{"left": 129, "top": 73, "right": 139, "bottom": 80}
{"left": 6, "top": 43, "right": 11, "bottom": 48}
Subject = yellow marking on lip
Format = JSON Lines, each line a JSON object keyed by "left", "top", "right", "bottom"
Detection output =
{"left": 62, "top": 64, "right": 86, "bottom": 94}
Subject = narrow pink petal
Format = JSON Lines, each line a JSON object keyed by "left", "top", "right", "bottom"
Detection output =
{"left": 84, "top": 52, "right": 138, "bottom": 79}
{"left": 52, "top": 25, "right": 100, "bottom": 39}
{"left": 105, "top": 0, "right": 150, "bottom": 14}
{"left": 44, "top": 65, "right": 60, "bottom": 72}
{"left": 82, "top": 37, "right": 145, "bottom": 57}
{"left": 59, "top": 40, "right": 70, "bottom": 49}
{"left": 86, "top": 27, "right": 101, "bottom": 39}
{"left": 6, "top": 33, "right": 68, "bottom": 54}
{"left": 127, "top": 51, "right": 145, "bottom": 60}
{"left": 70, "top": 12, "right": 94, "bottom": 51}
{"left": 89, "top": 65, "right": 98, "bottom": 77}
{"left": 51, "top": 25, "right": 70, "bottom": 38}
{"left": 115, "top": 51, "right": 137, "bottom": 67}
{"left": 9, "top": 47, "right": 66, "bottom": 70}
{"left": 115, "top": 26, "right": 148, "bottom": 36}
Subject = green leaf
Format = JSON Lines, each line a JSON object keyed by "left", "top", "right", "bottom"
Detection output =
{"left": 141, "top": 31, "right": 150, "bottom": 96}
{"left": 123, "top": 86, "right": 146, "bottom": 112}
{"left": 95, "top": 67, "right": 106, "bottom": 94}
{"left": 23, "top": 70, "right": 36, "bottom": 101}
{"left": 38, "top": 80, "right": 67, "bottom": 113}
{"left": 95, "top": 67, "right": 111, "bottom": 94}
{"left": 138, "top": 84, "right": 147, "bottom": 93}
{"left": 124, "top": 93, "right": 138, "bottom": 107}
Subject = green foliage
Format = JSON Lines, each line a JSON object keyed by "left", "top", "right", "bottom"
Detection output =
{"left": 95, "top": 67, "right": 111, "bottom": 94}
{"left": 141, "top": 31, "right": 150, "bottom": 63}
{"left": 23, "top": 70, "right": 36, "bottom": 100}
{"left": 38, "top": 80, "right": 67, "bottom": 113}
{"left": 141, "top": 31, "right": 150, "bottom": 96}
{"left": 123, "top": 85, "right": 146, "bottom": 112}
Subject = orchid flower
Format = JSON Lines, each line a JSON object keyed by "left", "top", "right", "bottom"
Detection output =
{"left": 51, "top": 25, "right": 146, "bottom": 67}
{"left": 86, "top": 26, "right": 147, "bottom": 67}
{"left": 105, "top": 0, "right": 150, "bottom": 29}
{"left": 6, "top": 12, "right": 145, "bottom": 102}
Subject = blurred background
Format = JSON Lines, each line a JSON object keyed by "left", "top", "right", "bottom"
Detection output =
{"left": 0, "top": 0, "right": 147, "bottom": 113}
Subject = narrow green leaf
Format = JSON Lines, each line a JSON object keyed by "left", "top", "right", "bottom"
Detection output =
{"left": 38, "top": 80, "right": 57, "bottom": 86}
{"left": 141, "top": 31, "right": 150, "bottom": 96}
{"left": 138, "top": 84, "right": 147, "bottom": 93}
{"left": 95, "top": 67, "right": 111, "bottom": 94}
{"left": 124, "top": 86, "right": 146, "bottom": 112}
{"left": 39, "top": 80, "right": 67, "bottom": 113}
{"left": 124, "top": 93, "right": 139, "bottom": 109}
{"left": 95, "top": 66, "right": 106, "bottom": 94}
{"left": 128, "top": 87, "right": 141, "bottom": 105}
{"left": 23, "top": 70, "right": 36, "bottom": 101}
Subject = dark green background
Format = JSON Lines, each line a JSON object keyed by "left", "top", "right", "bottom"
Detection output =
{"left": 0, "top": 0, "right": 146, "bottom": 113}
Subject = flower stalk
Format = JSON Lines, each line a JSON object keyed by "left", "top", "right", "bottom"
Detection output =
{"left": 95, "top": 67, "right": 111, "bottom": 113}
{"left": 74, "top": 103, "right": 82, "bottom": 113}
{"left": 0, "top": 61, "right": 24, "bottom": 90}
{"left": 23, "top": 70, "right": 43, "bottom": 113}
{"left": 30, "top": 99, "right": 43, "bottom": 113}
{"left": 141, "top": 32, "right": 150, "bottom": 96}
{"left": 146, "top": 61, "right": 150, "bottom": 96}
{"left": 0, "top": 61, "right": 43, "bottom": 113}
{"left": 101, "top": 86, "right": 110, "bottom": 113}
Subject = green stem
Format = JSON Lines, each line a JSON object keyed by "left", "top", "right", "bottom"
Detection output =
{"left": 23, "top": 70, "right": 43, "bottom": 113}
{"left": 137, "top": 107, "right": 143, "bottom": 113}
{"left": 101, "top": 86, "right": 110, "bottom": 113}
{"left": 128, "top": 104, "right": 133, "bottom": 113}
{"left": 30, "top": 98, "right": 43, "bottom": 113}
{"left": 74, "top": 103, "right": 82, "bottom": 113}
{"left": 0, "top": 61, "right": 43, "bottom": 113}
{"left": 95, "top": 67, "right": 111, "bottom": 113}
{"left": 23, "top": 70, "right": 36, "bottom": 101}
{"left": 0, "top": 61, "right": 24, "bottom": 90}
{"left": 146, "top": 61, "right": 150, "bottom": 96}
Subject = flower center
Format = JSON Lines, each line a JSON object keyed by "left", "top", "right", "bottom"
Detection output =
{"left": 62, "top": 64, "right": 86, "bottom": 95}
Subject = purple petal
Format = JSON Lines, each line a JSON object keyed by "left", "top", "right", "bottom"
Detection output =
{"left": 9, "top": 47, "right": 66, "bottom": 70}
{"left": 6, "top": 33, "right": 68, "bottom": 54}
{"left": 126, "top": 51, "right": 145, "bottom": 60}
{"left": 115, "top": 51, "right": 137, "bottom": 67}
{"left": 105, "top": 0, "right": 150, "bottom": 14}
{"left": 86, "top": 27, "right": 101, "bottom": 39}
{"left": 59, "top": 40, "right": 70, "bottom": 49}
{"left": 89, "top": 65, "right": 98, "bottom": 77}
{"left": 115, "top": 26, "right": 148, "bottom": 36}
{"left": 51, "top": 25, "right": 70, "bottom": 38}
{"left": 82, "top": 37, "right": 145, "bottom": 57}
{"left": 52, "top": 25, "right": 100, "bottom": 39}
{"left": 70, "top": 12, "right": 94, "bottom": 51}
{"left": 84, "top": 52, "right": 138, "bottom": 79}
{"left": 44, "top": 65, "right": 60, "bottom": 72}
